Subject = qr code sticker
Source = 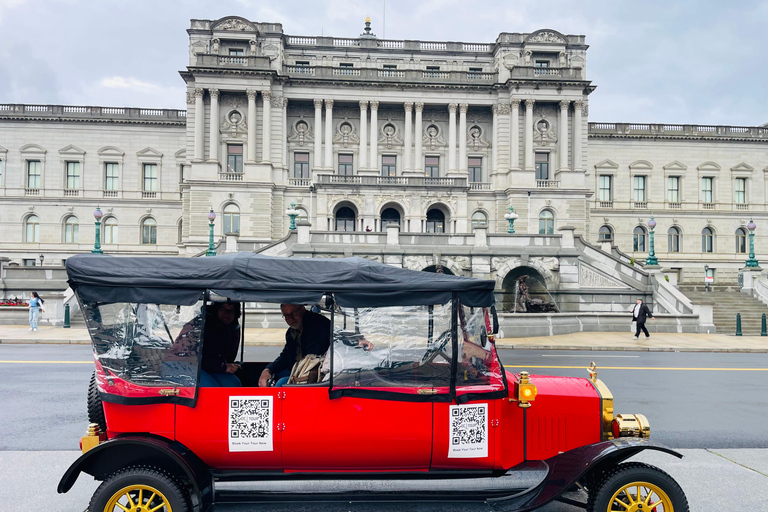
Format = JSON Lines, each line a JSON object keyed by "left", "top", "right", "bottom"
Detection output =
{"left": 228, "top": 396, "right": 273, "bottom": 452}
{"left": 448, "top": 403, "right": 488, "bottom": 458}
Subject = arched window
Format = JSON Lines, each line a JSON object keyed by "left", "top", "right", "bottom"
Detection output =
{"left": 425, "top": 208, "right": 445, "bottom": 233}
{"left": 335, "top": 207, "right": 356, "bottom": 232}
{"left": 25, "top": 215, "right": 40, "bottom": 243}
{"left": 223, "top": 204, "right": 240, "bottom": 235}
{"left": 104, "top": 217, "right": 118, "bottom": 245}
{"left": 297, "top": 208, "right": 308, "bottom": 223}
{"left": 701, "top": 227, "right": 714, "bottom": 253}
{"left": 141, "top": 218, "right": 157, "bottom": 245}
{"left": 64, "top": 216, "right": 79, "bottom": 244}
{"left": 177, "top": 220, "right": 183, "bottom": 244}
{"left": 538, "top": 210, "right": 554, "bottom": 235}
{"left": 668, "top": 227, "right": 681, "bottom": 253}
{"left": 381, "top": 208, "right": 401, "bottom": 230}
{"left": 633, "top": 226, "right": 646, "bottom": 252}
{"left": 598, "top": 225, "right": 613, "bottom": 241}
{"left": 735, "top": 228, "right": 747, "bottom": 254}
{"left": 471, "top": 211, "right": 488, "bottom": 228}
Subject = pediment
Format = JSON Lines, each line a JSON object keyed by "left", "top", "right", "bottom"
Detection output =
{"left": 697, "top": 161, "right": 721, "bottom": 172}
{"left": 19, "top": 143, "right": 46, "bottom": 154}
{"left": 212, "top": 16, "right": 257, "bottom": 33}
{"left": 629, "top": 160, "right": 653, "bottom": 170}
{"left": 59, "top": 144, "right": 86, "bottom": 156}
{"left": 137, "top": 147, "right": 163, "bottom": 158}
{"left": 0, "top": 145, "right": 7, "bottom": 155}
{"left": 731, "top": 162, "right": 754, "bottom": 172}
{"left": 174, "top": 149, "right": 186, "bottom": 159}
{"left": 98, "top": 146, "right": 125, "bottom": 157}
{"left": 594, "top": 159, "right": 619, "bottom": 169}
{"left": 525, "top": 29, "right": 567, "bottom": 45}
{"left": 663, "top": 160, "right": 687, "bottom": 171}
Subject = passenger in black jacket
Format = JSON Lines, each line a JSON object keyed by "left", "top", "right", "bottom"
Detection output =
{"left": 631, "top": 298, "right": 655, "bottom": 339}
{"left": 200, "top": 302, "right": 242, "bottom": 387}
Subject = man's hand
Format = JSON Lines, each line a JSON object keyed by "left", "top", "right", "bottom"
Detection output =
{"left": 225, "top": 363, "right": 240, "bottom": 374}
{"left": 259, "top": 368, "right": 272, "bottom": 387}
{"left": 358, "top": 339, "right": 374, "bottom": 351}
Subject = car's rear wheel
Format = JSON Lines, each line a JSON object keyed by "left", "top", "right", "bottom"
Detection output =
{"left": 89, "top": 466, "right": 189, "bottom": 512}
{"left": 587, "top": 462, "right": 688, "bottom": 512}
{"left": 87, "top": 371, "right": 106, "bottom": 432}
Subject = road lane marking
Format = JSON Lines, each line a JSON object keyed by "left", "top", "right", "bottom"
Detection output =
{"left": 0, "top": 360, "right": 92, "bottom": 364}
{"left": 539, "top": 355, "right": 640, "bottom": 358}
{"left": 504, "top": 365, "right": 768, "bottom": 371}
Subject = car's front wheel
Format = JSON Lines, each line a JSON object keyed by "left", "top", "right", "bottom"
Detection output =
{"left": 588, "top": 462, "right": 689, "bottom": 512}
{"left": 89, "top": 466, "right": 189, "bottom": 512}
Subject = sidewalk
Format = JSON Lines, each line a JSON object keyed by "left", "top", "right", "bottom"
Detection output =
{"left": 2, "top": 325, "right": 768, "bottom": 352}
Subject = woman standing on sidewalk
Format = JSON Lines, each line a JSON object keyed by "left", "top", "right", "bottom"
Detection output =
{"left": 28, "top": 292, "right": 44, "bottom": 331}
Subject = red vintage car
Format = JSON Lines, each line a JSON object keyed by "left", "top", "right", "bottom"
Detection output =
{"left": 59, "top": 253, "right": 688, "bottom": 512}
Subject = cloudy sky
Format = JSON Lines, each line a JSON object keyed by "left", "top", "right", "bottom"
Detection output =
{"left": 0, "top": 0, "right": 766, "bottom": 126}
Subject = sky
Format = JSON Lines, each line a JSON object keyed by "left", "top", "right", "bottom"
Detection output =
{"left": 0, "top": 0, "right": 766, "bottom": 126}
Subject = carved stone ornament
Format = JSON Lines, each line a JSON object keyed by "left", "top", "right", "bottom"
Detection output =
{"left": 448, "top": 103, "right": 458, "bottom": 113}
{"left": 334, "top": 121, "right": 359, "bottom": 148}
{"left": 497, "top": 103, "right": 511, "bottom": 115}
{"left": 527, "top": 31, "right": 566, "bottom": 44}
{"left": 288, "top": 120, "right": 313, "bottom": 146}
{"left": 404, "top": 102, "right": 413, "bottom": 112}
{"left": 454, "top": 256, "right": 471, "bottom": 271}
{"left": 510, "top": 98, "right": 521, "bottom": 109}
{"left": 221, "top": 110, "right": 247, "bottom": 136}
{"left": 523, "top": 50, "right": 532, "bottom": 65}
{"left": 261, "top": 90, "right": 272, "bottom": 101}
{"left": 404, "top": 255, "right": 429, "bottom": 271}
{"left": 574, "top": 100, "right": 585, "bottom": 110}
{"left": 559, "top": 52, "right": 567, "bottom": 67}
{"left": 414, "top": 102, "right": 424, "bottom": 112}
{"left": 359, "top": 100, "right": 369, "bottom": 109}
{"left": 270, "top": 95, "right": 283, "bottom": 108}
{"left": 221, "top": 93, "right": 246, "bottom": 114}
{"left": 209, "top": 88, "right": 220, "bottom": 99}
{"left": 502, "top": 52, "right": 519, "bottom": 70}
{"left": 379, "top": 123, "right": 402, "bottom": 149}
{"left": 525, "top": 99, "right": 535, "bottom": 109}
{"left": 324, "top": 99, "right": 334, "bottom": 109}
{"left": 314, "top": 98, "right": 324, "bottom": 109}
{"left": 194, "top": 88, "right": 205, "bottom": 98}
{"left": 327, "top": 194, "right": 364, "bottom": 213}
{"left": 459, "top": 104, "right": 469, "bottom": 114}
{"left": 424, "top": 124, "right": 446, "bottom": 150}
{"left": 533, "top": 117, "right": 557, "bottom": 146}
{"left": 362, "top": 254, "right": 383, "bottom": 263}
{"left": 250, "top": 40, "right": 258, "bottom": 55}
{"left": 186, "top": 91, "right": 195, "bottom": 105}
{"left": 246, "top": 90, "right": 258, "bottom": 102}
{"left": 580, "top": 265, "right": 628, "bottom": 289}
{"left": 370, "top": 100, "right": 380, "bottom": 111}
{"left": 375, "top": 194, "right": 408, "bottom": 210}
{"left": 467, "top": 125, "right": 490, "bottom": 150}
{"left": 211, "top": 39, "right": 220, "bottom": 53}
{"left": 215, "top": 18, "right": 253, "bottom": 31}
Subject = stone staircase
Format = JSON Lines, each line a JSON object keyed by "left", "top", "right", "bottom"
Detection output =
{"left": 681, "top": 286, "right": 768, "bottom": 335}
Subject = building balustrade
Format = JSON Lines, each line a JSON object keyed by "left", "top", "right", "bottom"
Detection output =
{"left": 141, "top": 191, "right": 157, "bottom": 199}
{"left": 282, "top": 65, "right": 496, "bottom": 83}
{"left": 63, "top": 189, "right": 79, "bottom": 197}
{"left": 536, "top": 180, "right": 560, "bottom": 188}
{"left": 469, "top": 182, "right": 491, "bottom": 191}
{"left": 510, "top": 67, "right": 584, "bottom": 80}
{"left": 0, "top": 104, "right": 186, "bottom": 123}
{"left": 597, "top": 201, "right": 613, "bottom": 208}
{"left": 218, "top": 172, "right": 243, "bottom": 182}
{"left": 25, "top": 188, "right": 39, "bottom": 196}
{"left": 285, "top": 35, "right": 493, "bottom": 54}
{"left": 702, "top": 202, "right": 715, "bottom": 210}
{"left": 103, "top": 190, "right": 118, "bottom": 198}
{"left": 735, "top": 204, "right": 749, "bottom": 210}
{"left": 633, "top": 201, "right": 648, "bottom": 209}
{"left": 193, "top": 54, "right": 271, "bottom": 70}
{"left": 589, "top": 122, "right": 768, "bottom": 140}
{"left": 316, "top": 174, "right": 467, "bottom": 188}
{"left": 288, "top": 178, "right": 312, "bottom": 187}
{"left": 667, "top": 202, "right": 682, "bottom": 209}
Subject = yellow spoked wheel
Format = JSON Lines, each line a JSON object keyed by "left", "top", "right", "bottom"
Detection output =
{"left": 607, "top": 481, "right": 673, "bottom": 511}
{"left": 89, "top": 467, "right": 189, "bottom": 512}
{"left": 588, "top": 462, "right": 688, "bottom": 512}
{"left": 104, "top": 484, "right": 172, "bottom": 512}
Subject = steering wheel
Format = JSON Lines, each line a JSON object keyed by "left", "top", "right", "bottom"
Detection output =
{"left": 421, "top": 330, "right": 452, "bottom": 365}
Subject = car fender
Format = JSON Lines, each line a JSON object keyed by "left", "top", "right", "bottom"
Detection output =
{"left": 57, "top": 434, "right": 210, "bottom": 507}
{"left": 489, "top": 438, "right": 682, "bottom": 511}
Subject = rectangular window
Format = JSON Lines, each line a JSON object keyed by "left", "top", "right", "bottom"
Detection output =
{"left": 143, "top": 164, "right": 158, "bottom": 192}
{"left": 425, "top": 156, "right": 439, "bottom": 178}
{"left": 27, "top": 160, "right": 41, "bottom": 189}
{"left": 534, "top": 60, "right": 549, "bottom": 68}
{"left": 598, "top": 175, "right": 612, "bottom": 201}
{"left": 633, "top": 176, "right": 646, "bottom": 202}
{"left": 65, "top": 161, "right": 80, "bottom": 189}
{"left": 667, "top": 177, "right": 680, "bottom": 203}
{"left": 535, "top": 152, "right": 549, "bottom": 180}
{"left": 383, "top": 64, "right": 397, "bottom": 70}
{"left": 382, "top": 155, "right": 397, "bottom": 177}
{"left": 339, "top": 62, "right": 354, "bottom": 75}
{"left": 227, "top": 144, "right": 243, "bottom": 173}
{"left": 293, "top": 152, "right": 309, "bottom": 178}
{"left": 425, "top": 65, "right": 440, "bottom": 78}
{"left": 468, "top": 67, "right": 482, "bottom": 79}
{"left": 338, "top": 154, "right": 353, "bottom": 175}
{"left": 105, "top": 163, "right": 119, "bottom": 190}
{"left": 23, "top": 259, "right": 37, "bottom": 267}
{"left": 735, "top": 178, "right": 746, "bottom": 204}
{"left": 702, "top": 177, "right": 713, "bottom": 203}
{"left": 229, "top": 48, "right": 244, "bottom": 56}
{"left": 468, "top": 157, "right": 482, "bottom": 182}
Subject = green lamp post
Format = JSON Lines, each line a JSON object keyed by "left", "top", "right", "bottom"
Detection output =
{"left": 645, "top": 215, "right": 659, "bottom": 266}
{"left": 745, "top": 219, "right": 759, "bottom": 268}
{"left": 206, "top": 208, "right": 217, "bottom": 257}
{"left": 503, "top": 206, "right": 519, "bottom": 234}
{"left": 92, "top": 206, "right": 103, "bottom": 254}
{"left": 286, "top": 202, "right": 299, "bottom": 231}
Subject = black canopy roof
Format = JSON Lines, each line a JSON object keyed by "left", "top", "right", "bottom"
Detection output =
{"left": 66, "top": 253, "right": 496, "bottom": 307}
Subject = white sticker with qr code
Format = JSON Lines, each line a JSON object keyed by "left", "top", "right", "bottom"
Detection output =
{"left": 228, "top": 396, "right": 274, "bottom": 452}
{"left": 448, "top": 403, "right": 488, "bottom": 458}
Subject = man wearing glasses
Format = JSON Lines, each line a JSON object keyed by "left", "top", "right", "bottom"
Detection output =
{"left": 258, "top": 304, "right": 332, "bottom": 387}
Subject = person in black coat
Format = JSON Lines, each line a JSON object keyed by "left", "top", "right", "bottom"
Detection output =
{"left": 200, "top": 302, "right": 242, "bottom": 386}
{"left": 631, "top": 298, "right": 655, "bottom": 339}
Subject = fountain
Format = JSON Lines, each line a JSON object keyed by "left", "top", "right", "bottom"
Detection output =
{"left": 503, "top": 267, "right": 560, "bottom": 313}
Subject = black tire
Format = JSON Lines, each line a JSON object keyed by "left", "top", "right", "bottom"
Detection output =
{"left": 87, "top": 371, "right": 106, "bottom": 432}
{"left": 587, "top": 462, "right": 689, "bottom": 512}
{"left": 89, "top": 466, "right": 190, "bottom": 512}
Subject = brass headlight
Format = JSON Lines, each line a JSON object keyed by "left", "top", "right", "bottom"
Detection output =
{"left": 612, "top": 414, "right": 651, "bottom": 439}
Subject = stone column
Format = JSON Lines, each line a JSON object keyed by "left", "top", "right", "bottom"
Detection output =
{"left": 261, "top": 90, "right": 272, "bottom": 164}
{"left": 448, "top": 103, "right": 457, "bottom": 173}
{"left": 208, "top": 89, "right": 219, "bottom": 163}
{"left": 491, "top": 104, "right": 499, "bottom": 174}
{"left": 324, "top": 99, "right": 334, "bottom": 170}
{"left": 369, "top": 100, "right": 379, "bottom": 172}
{"left": 414, "top": 102, "right": 424, "bottom": 173}
{"left": 313, "top": 99, "right": 323, "bottom": 170}
{"left": 573, "top": 100, "right": 583, "bottom": 172}
{"left": 282, "top": 97, "right": 288, "bottom": 169}
{"left": 246, "top": 89, "right": 258, "bottom": 163}
{"left": 510, "top": 99, "right": 520, "bottom": 170}
{"left": 194, "top": 88, "right": 205, "bottom": 161}
{"left": 458, "top": 103, "right": 468, "bottom": 172}
{"left": 359, "top": 101, "right": 368, "bottom": 171}
{"left": 524, "top": 99, "right": 535, "bottom": 171}
{"left": 404, "top": 102, "right": 413, "bottom": 173}
{"left": 559, "top": 100, "right": 569, "bottom": 171}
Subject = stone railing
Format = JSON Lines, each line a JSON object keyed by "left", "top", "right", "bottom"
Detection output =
{"left": 597, "top": 201, "right": 613, "bottom": 208}
{"left": 288, "top": 178, "right": 312, "bottom": 187}
{"left": 285, "top": 35, "right": 494, "bottom": 54}
{"left": 316, "top": 175, "right": 468, "bottom": 188}
{"left": 218, "top": 172, "right": 243, "bottom": 182}
{"left": 589, "top": 122, "right": 768, "bottom": 141}
{"left": 469, "top": 182, "right": 491, "bottom": 191}
{"left": 193, "top": 54, "right": 272, "bottom": 70}
{"left": 0, "top": 104, "right": 187, "bottom": 124}
{"left": 509, "top": 67, "right": 584, "bottom": 80}
{"left": 282, "top": 66, "right": 496, "bottom": 84}
{"left": 536, "top": 179, "right": 560, "bottom": 188}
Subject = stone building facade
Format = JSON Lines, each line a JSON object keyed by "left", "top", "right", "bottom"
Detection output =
{"left": 0, "top": 16, "right": 766, "bottom": 288}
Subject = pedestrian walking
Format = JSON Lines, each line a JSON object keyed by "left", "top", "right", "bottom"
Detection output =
{"left": 28, "top": 291, "right": 44, "bottom": 331}
{"left": 631, "top": 298, "right": 654, "bottom": 339}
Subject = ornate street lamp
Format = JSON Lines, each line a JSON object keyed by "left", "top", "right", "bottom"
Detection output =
{"left": 745, "top": 219, "right": 759, "bottom": 268}
{"left": 39, "top": 254, "right": 44, "bottom": 266}
{"left": 92, "top": 207, "right": 103, "bottom": 254}
{"left": 206, "top": 208, "right": 217, "bottom": 257}
{"left": 504, "top": 206, "right": 519, "bottom": 234}
{"left": 645, "top": 215, "right": 659, "bottom": 266}
{"left": 286, "top": 202, "right": 299, "bottom": 231}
